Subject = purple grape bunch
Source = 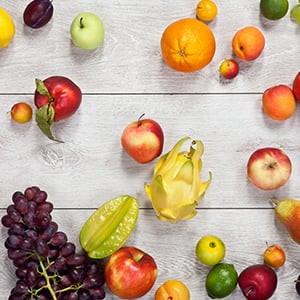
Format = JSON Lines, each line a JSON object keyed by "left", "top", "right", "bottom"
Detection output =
{"left": 2, "top": 186, "right": 106, "bottom": 300}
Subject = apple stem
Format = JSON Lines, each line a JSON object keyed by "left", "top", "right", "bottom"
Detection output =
{"left": 137, "top": 113, "right": 145, "bottom": 126}
{"left": 245, "top": 288, "right": 254, "bottom": 297}
{"left": 79, "top": 17, "right": 84, "bottom": 29}
{"left": 271, "top": 198, "right": 279, "bottom": 206}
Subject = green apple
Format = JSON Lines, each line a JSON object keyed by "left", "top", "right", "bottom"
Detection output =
{"left": 70, "top": 12, "right": 104, "bottom": 50}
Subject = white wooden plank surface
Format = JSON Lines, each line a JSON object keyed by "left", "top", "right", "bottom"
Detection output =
{"left": 1, "top": 0, "right": 300, "bottom": 299}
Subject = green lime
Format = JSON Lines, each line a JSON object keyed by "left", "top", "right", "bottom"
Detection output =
{"left": 291, "top": 4, "right": 300, "bottom": 25}
{"left": 205, "top": 263, "right": 238, "bottom": 298}
{"left": 80, "top": 195, "right": 139, "bottom": 259}
{"left": 260, "top": 0, "right": 289, "bottom": 20}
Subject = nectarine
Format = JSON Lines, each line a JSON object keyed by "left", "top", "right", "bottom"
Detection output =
{"left": 232, "top": 26, "right": 265, "bottom": 61}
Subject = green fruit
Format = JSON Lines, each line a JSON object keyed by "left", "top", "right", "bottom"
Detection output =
{"left": 260, "top": 0, "right": 289, "bottom": 20}
{"left": 205, "top": 263, "right": 238, "bottom": 298}
{"left": 291, "top": 4, "right": 300, "bottom": 25}
{"left": 80, "top": 195, "right": 139, "bottom": 259}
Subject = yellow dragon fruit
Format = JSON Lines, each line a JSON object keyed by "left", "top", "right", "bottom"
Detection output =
{"left": 144, "top": 136, "right": 212, "bottom": 223}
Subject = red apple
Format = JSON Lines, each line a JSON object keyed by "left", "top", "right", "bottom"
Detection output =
{"left": 247, "top": 147, "right": 292, "bottom": 190}
{"left": 105, "top": 246, "right": 158, "bottom": 299}
{"left": 238, "top": 264, "right": 277, "bottom": 300}
{"left": 121, "top": 114, "right": 164, "bottom": 164}
{"left": 219, "top": 58, "right": 239, "bottom": 79}
{"left": 292, "top": 72, "right": 300, "bottom": 103}
{"left": 34, "top": 76, "right": 82, "bottom": 141}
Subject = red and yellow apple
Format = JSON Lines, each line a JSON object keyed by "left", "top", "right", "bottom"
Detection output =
{"left": 10, "top": 102, "right": 33, "bottom": 124}
{"left": 155, "top": 279, "right": 190, "bottom": 300}
{"left": 232, "top": 26, "right": 265, "bottom": 61}
{"left": 121, "top": 114, "right": 164, "bottom": 164}
{"left": 292, "top": 71, "right": 300, "bottom": 103}
{"left": 247, "top": 147, "right": 292, "bottom": 190}
{"left": 219, "top": 58, "right": 239, "bottom": 79}
{"left": 105, "top": 246, "right": 158, "bottom": 299}
{"left": 262, "top": 84, "right": 296, "bottom": 121}
{"left": 263, "top": 243, "right": 286, "bottom": 268}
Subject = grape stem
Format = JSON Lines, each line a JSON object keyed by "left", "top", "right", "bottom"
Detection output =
{"left": 34, "top": 252, "right": 83, "bottom": 299}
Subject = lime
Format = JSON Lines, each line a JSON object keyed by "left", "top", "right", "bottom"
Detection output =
{"left": 196, "top": 235, "right": 226, "bottom": 266}
{"left": 260, "top": 0, "right": 289, "bottom": 20}
{"left": 291, "top": 4, "right": 300, "bottom": 25}
{"left": 205, "top": 263, "right": 238, "bottom": 298}
{"left": 0, "top": 7, "right": 15, "bottom": 48}
{"left": 80, "top": 195, "right": 139, "bottom": 259}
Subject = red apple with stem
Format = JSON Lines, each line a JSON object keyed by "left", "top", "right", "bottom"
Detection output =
{"left": 219, "top": 58, "right": 239, "bottom": 79}
{"left": 238, "top": 264, "right": 277, "bottom": 300}
{"left": 121, "top": 114, "right": 164, "bottom": 163}
{"left": 247, "top": 147, "right": 291, "bottom": 190}
{"left": 34, "top": 76, "right": 82, "bottom": 141}
{"left": 104, "top": 246, "right": 158, "bottom": 299}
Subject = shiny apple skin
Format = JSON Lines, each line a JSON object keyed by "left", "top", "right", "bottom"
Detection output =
{"left": 34, "top": 76, "right": 82, "bottom": 121}
{"left": 247, "top": 147, "right": 291, "bottom": 190}
{"left": 105, "top": 246, "right": 158, "bottom": 299}
{"left": 292, "top": 72, "right": 300, "bottom": 103}
{"left": 238, "top": 264, "right": 277, "bottom": 300}
{"left": 121, "top": 118, "right": 164, "bottom": 164}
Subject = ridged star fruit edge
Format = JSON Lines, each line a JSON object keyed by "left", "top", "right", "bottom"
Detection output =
{"left": 80, "top": 195, "right": 139, "bottom": 259}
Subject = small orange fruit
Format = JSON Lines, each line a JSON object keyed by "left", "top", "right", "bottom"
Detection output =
{"left": 160, "top": 18, "right": 216, "bottom": 72}
{"left": 10, "top": 102, "right": 33, "bottom": 124}
{"left": 263, "top": 243, "right": 286, "bottom": 268}
{"left": 262, "top": 84, "right": 296, "bottom": 121}
{"left": 232, "top": 26, "right": 265, "bottom": 61}
{"left": 155, "top": 279, "right": 190, "bottom": 300}
{"left": 196, "top": 0, "right": 218, "bottom": 22}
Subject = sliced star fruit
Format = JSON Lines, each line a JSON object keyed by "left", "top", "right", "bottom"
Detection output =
{"left": 80, "top": 195, "right": 139, "bottom": 259}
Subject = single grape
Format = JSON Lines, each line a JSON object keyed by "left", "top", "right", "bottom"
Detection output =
{"left": 60, "top": 242, "right": 76, "bottom": 257}
{"left": 27, "top": 200, "right": 38, "bottom": 213}
{"left": 25, "top": 267, "right": 38, "bottom": 287}
{"left": 23, "top": 211, "right": 37, "bottom": 228}
{"left": 13, "top": 195, "right": 29, "bottom": 215}
{"left": 78, "top": 289, "right": 91, "bottom": 300}
{"left": 7, "top": 205, "right": 22, "bottom": 223}
{"left": 33, "top": 190, "right": 48, "bottom": 203}
{"left": 20, "top": 237, "right": 36, "bottom": 251}
{"left": 8, "top": 248, "right": 26, "bottom": 260}
{"left": 89, "top": 287, "right": 105, "bottom": 300}
{"left": 24, "top": 228, "right": 39, "bottom": 241}
{"left": 36, "top": 239, "right": 49, "bottom": 257}
{"left": 37, "top": 201, "right": 53, "bottom": 213}
{"left": 65, "top": 292, "right": 79, "bottom": 300}
{"left": 66, "top": 253, "right": 86, "bottom": 267}
{"left": 24, "top": 186, "right": 40, "bottom": 200}
{"left": 50, "top": 231, "right": 68, "bottom": 247}
{"left": 1, "top": 214, "right": 13, "bottom": 227}
{"left": 14, "top": 280, "right": 29, "bottom": 294}
{"left": 23, "top": 0, "right": 54, "bottom": 29}
{"left": 291, "top": 4, "right": 300, "bottom": 24}
{"left": 40, "top": 221, "right": 58, "bottom": 241}
{"left": 70, "top": 267, "right": 86, "bottom": 284}
{"left": 6, "top": 235, "right": 24, "bottom": 249}
{"left": 15, "top": 267, "right": 28, "bottom": 279}
{"left": 8, "top": 223, "right": 25, "bottom": 235}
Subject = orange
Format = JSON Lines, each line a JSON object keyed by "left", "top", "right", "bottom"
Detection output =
{"left": 262, "top": 84, "right": 296, "bottom": 121}
{"left": 196, "top": 0, "right": 218, "bottom": 22}
{"left": 232, "top": 26, "right": 265, "bottom": 61}
{"left": 160, "top": 18, "right": 216, "bottom": 72}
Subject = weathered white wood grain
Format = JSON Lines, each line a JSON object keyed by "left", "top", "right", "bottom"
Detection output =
{"left": 1, "top": 0, "right": 300, "bottom": 299}
{"left": 0, "top": 0, "right": 300, "bottom": 94}
{"left": 1, "top": 209, "right": 300, "bottom": 299}
{"left": 0, "top": 95, "right": 299, "bottom": 210}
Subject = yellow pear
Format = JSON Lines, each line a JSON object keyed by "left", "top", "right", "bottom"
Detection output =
{"left": 272, "top": 198, "right": 300, "bottom": 244}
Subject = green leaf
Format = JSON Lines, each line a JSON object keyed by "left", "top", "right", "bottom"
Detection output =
{"left": 36, "top": 104, "right": 62, "bottom": 143}
{"left": 35, "top": 78, "right": 52, "bottom": 98}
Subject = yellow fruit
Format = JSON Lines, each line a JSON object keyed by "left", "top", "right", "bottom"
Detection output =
{"left": 196, "top": 0, "right": 218, "bottom": 22}
{"left": 0, "top": 7, "right": 15, "bottom": 48}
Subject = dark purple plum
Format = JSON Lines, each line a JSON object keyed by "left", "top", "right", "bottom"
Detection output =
{"left": 23, "top": 0, "right": 54, "bottom": 29}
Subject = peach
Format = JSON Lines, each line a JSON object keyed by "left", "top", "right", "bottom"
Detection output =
{"left": 232, "top": 26, "right": 265, "bottom": 61}
{"left": 262, "top": 84, "right": 296, "bottom": 121}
